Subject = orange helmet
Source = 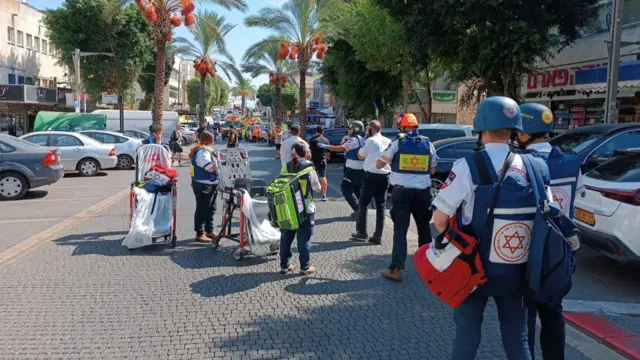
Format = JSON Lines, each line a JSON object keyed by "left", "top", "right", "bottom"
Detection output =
{"left": 400, "top": 113, "right": 419, "bottom": 129}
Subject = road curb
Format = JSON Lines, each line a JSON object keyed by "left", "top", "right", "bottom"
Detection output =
{"left": 565, "top": 312, "right": 640, "bottom": 359}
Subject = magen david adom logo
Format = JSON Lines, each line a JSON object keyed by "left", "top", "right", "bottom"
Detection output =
{"left": 542, "top": 110, "right": 553, "bottom": 124}
{"left": 503, "top": 104, "right": 518, "bottom": 119}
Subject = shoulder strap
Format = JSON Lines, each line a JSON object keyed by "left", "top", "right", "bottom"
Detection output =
{"left": 521, "top": 154, "right": 548, "bottom": 205}
{"left": 486, "top": 152, "right": 516, "bottom": 225}
{"left": 472, "top": 151, "right": 493, "bottom": 186}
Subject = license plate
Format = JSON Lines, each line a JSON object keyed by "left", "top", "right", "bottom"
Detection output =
{"left": 575, "top": 207, "right": 595, "bottom": 226}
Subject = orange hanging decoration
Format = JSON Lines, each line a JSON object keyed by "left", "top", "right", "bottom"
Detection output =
{"left": 184, "top": 13, "right": 195, "bottom": 26}
{"left": 269, "top": 77, "right": 277, "bottom": 85}
{"left": 135, "top": 0, "right": 146, "bottom": 11}
{"left": 289, "top": 44, "right": 299, "bottom": 60}
{"left": 170, "top": 13, "right": 182, "bottom": 27}
{"left": 314, "top": 32, "right": 323, "bottom": 46}
{"left": 167, "top": 31, "right": 173, "bottom": 42}
{"left": 144, "top": 4, "right": 158, "bottom": 23}
{"left": 181, "top": 0, "right": 195, "bottom": 15}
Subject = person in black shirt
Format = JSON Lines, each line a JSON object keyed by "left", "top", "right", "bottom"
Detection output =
{"left": 309, "top": 126, "right": 330, "bottom": 201}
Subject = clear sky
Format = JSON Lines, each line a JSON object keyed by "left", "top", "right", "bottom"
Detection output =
{"left": 27, "top": 0, "right": 285, "bottom": 86}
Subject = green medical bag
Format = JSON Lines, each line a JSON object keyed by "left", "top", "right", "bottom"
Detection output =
{"left": 266, "top": 167, "right": 314, "bottom": 230}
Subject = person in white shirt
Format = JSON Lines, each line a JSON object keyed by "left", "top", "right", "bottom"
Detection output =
{"left": 280, "top": 124, "right": 310, "bottom": 166}
{"left": 377, "top": 113, "right": 438, "bottom": 282}
{"left": 349, "top": 120, "right": 391, "bottom": 244}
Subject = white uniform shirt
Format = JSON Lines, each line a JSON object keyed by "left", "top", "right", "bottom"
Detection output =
{"left": 280, "top": 136, "right": 310, "bottom": 166}
{"left": 432, "top": 143, "right": 553, "bottom": 225}
{"left": 526, "top": 142, "right": 584, "bottom": 217}
{"left": 194, "top": 148, "right": 218, "bottom": 185}
{"left": 359, "top": 133, "right": 391, "bottom": 174}
{"left": 380, "top": 136, "right": 438, "bottom": 189}
{"left": 343, "top": 136, "right": 365, "bottom": 170}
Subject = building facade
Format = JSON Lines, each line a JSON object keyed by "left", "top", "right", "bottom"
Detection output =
{"left": 0, "top": 0, "right": 70, "bottom": 135}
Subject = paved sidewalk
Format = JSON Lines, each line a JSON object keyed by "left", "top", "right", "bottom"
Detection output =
{"left": 0, "top": 143, "right": 596, "bottom": 359}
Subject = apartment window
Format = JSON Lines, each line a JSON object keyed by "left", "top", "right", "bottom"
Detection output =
{"left": 7, "top": 27, "right": 15, "bottom": 44}
{"left": 34, "top": 37, "right": 40, "bottom": 52}
{"left": 42, "top": 39, "right": 47, "bottom": 54}
{"left": 17, "top": 76, "right": 24, "bottom": 84}
{"left": 49, "top": 43, "right": 54, "bottom": 55}
{"left": 16, "top": 31, "right": 23, "bottom": 47}
{"left": 8, "top": 74, "right": 16, "bottom": 84}
{"left": 26, "top": 34, "right": 32, "bottom": 49}
{"left": 25, "top": 77, "right": 34, "bottom": 86}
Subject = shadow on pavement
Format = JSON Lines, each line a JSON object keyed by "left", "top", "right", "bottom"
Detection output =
{"left": 284, "top": 276, "right": 384, "bottom": 296}
{"left": 21, "top": 190, "right": 49, "bottom": 200}
{"left": 170, "top": 244, "right": 273, "bottom": 270}
{"left": 54, "top": 231, "right": 174, "bottom": 257}
{"left": 313, "top": 215, "right": 353, "bottom": 225}
{"left": 310, "top": 240, "right": 369, "bottom": 253}
{"left": 63, "top": 172, "right": 108, "bottom": 178}
{"left": 191, "top": 271, "right": 295, "bottom": 298}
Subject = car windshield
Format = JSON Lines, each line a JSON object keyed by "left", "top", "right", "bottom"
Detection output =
{"left": 418, "top": 129, "right": 466, "bottom": 142}
{"left": 587, "top": 152, "right": 640, "bottom": 182}
{"left": 549, "top": 130, "right": 606, "bottom": 153}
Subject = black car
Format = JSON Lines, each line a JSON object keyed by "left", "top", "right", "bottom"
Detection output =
{"left": 430, "top": 136, "right": 479, "bottom": 195}
{"left": 549, "top": 123, "right": 640, "bottom": 173}
{"left": 323, "top": 127, "right": 365, "bottom": 162}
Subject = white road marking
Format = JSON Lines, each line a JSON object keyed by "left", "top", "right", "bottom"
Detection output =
{"left": 11, "top": 197, "right": 101, "bottom": 203}
{"left": 563, "top": 299, "right": 640, "bottom": 316}
{"left": 50, "top": 185, "right": 127, "bottom": 189}
{"left": 0, "top": 218, "right": 60, "bottom": 224}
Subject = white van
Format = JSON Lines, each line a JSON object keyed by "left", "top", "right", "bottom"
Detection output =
{"left": 92, "top": 110, "right": 179, "bottom": 140}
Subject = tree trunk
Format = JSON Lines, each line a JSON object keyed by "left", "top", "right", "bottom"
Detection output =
{"left": 199, "top": 72, "right": 206, "bottom": 122}
{"left": 409, "top": 86, "right": 430, "bottom": 124}
{"left": 139, "top": 91, "right": 153, "bottom": 110}
{"left": 298, "top": 60, "right": 308, "bottom": 139}
{"left": 274, "top": 85, "right": 282, "bottom": 123}
{"left": 402, "top": 75, "right": 409, "bottom": 113}
{"left": 152, "top": 26, "right": 167, "bottom": 130}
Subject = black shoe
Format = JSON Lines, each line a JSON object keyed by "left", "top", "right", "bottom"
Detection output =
{"left": 350, "top": 232, "right": 368, "bottom": 242}
{"left": 369, "top": 236, "right": 381, "bottom": 245}
{"left": 350, "top": 211, "right": 358, "bottom": 219}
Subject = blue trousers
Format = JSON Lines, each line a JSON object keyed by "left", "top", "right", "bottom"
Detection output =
{"left": 279, "top": 213, "right": 315, "bottom": 270}
{"left": 527, "top": 301, "right": 565, "bottom": 359}
{"left": 452, "top": 293, "right": 531, "bottom": 360}
{"left": 389, "top": 187, "right": 433, "bottom": 269}
{"left": 341, "top": 168, "right": 365, "bottom": 212}
{"left": 356, "top": 172, "right": 389, "bottom": 238}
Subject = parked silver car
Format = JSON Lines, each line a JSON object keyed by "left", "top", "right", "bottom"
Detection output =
{"left": 0, "top": 134, "right": 64, "bottom": 200}
{"left": 20, "top": 131, "right": 117, "bottom": 177}
{"left": 79, "top": 130, "right": 141, "bottom": 170}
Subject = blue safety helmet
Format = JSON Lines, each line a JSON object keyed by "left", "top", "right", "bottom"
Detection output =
{"left": 520, "top": 103, "right": 554, "bottom": 134}
{"left": 473, "top": 96, "right": 523, "bottom": 132}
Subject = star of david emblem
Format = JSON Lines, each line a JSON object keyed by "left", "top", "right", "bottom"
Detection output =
{"left": 552, "top": 194, "right": 564, "bottom": 207}
{"left": 409, "top": 156, "right": 420, "bottom": 167}
{"left": 502, "top": 231, "right": 525, "bottom": 254}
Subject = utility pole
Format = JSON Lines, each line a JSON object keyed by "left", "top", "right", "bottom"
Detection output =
{"left": 604, "top": 0, "right": 624, "bottom": 124}
{"left": 71, "top": 48, "right": 115, "bottom": 114}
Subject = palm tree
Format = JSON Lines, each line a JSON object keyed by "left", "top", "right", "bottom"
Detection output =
{"left": 245, "top": 0, "right": 335, "bottom": 135}
{"left": 231, "top": 76, "right": 256, "bottom": 114}
{"left": 108, "top": 0, "right": 247, "bottom": 128}
{"left": 174, "top": 10, "right": 240, "bottom": 122}
{"left": 242, "top": 36, "right": 297, "bottom": 123}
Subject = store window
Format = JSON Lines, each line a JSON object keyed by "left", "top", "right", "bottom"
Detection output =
{"left": 7, "top": 27, "right": 15, "bottom": 44}
{"left": 34, "top": 37, "right": 40, "bottom": 52}
{"left": 26, "top": 34, "right": 32, "bottom": 49}
{"left": 16, "top": 31, "right": 23, "bottom": 47}
{"left": 8, "top": 74, "right": 16, "bottom": 84}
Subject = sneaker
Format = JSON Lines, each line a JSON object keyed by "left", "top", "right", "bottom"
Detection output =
{"left": 350, "top": 232, "right": 368, "bottom": 242}
{"left": 195, "top": 233, "right": 212, "bottom": 243}
{"left": 368, "top": 236, "right": 381, "bottom": 245}
{"left": 280, "top": 264, "right": 295, "bottom": 274}
{"left": 300, "top": 265, "right": 316, "bottom": 275}
{"left": 382, "top": 268, "right": 402, "bottom": 282}
{"left": 321, "top": 196, "right": 328, "bottom": 202}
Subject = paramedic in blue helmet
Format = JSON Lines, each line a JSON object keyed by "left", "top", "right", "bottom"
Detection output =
{"left": 432, "top": 96, "right": 553, "bottom": 360}
{"left": 279, "top": 142, "right": 322, "bottom": 276}
{"left": 324, "top": 121, "right": 366, "bottom": 218}
{"left": 377, "top": 113, "right": 437, "bottom": 282}
{"left": 518, "top": 102, "right": 581, "bottom": 360}
{"left": 190, "top": 130, "right": 219, "bottom": 243}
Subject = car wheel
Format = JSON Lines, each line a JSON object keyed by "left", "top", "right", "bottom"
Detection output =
{"left": 0, "top": 172, "right": 29, "bottom": 200}
{"left": 430, "top": 178, "right": 445, "bottom": 198}
{"left": 116, "top": 155, "right": 134, "bottom": 170}
{"left": 78, "top": 158, "right": 100, "bottom": 177}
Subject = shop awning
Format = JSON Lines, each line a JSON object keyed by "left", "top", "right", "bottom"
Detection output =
{"left": 574, "top": 61, "right": 640, "bottom": 91}
{"left": 34, "top": 112, "right": 106, "bottom": 132}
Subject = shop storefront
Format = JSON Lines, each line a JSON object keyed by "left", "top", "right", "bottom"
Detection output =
{"left": 0, "top": 85, "right": 72, "bottom": 136}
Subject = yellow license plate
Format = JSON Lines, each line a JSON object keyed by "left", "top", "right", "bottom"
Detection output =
{"left": 575, "top": 207, "right": 595, "bottom": 226}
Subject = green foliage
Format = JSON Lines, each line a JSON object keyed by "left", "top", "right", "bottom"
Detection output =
{"left": 281, "top": 84, "right": 299, "bottom": 113}
{"left": 138, "top": 47, "right": 175, "bottom": 95}
{"left": 44, "top": 0, "right": 154, "bottom": 98}
{"left": 321, "top": 39, "right": 401, "bottom": 119}
{"left": 186, "top": 76, "right": 230, "bottom": 112}
{"left": 376, "top": 0, "right": 599, "bottom": 101}
{"left": 257, "top": 84, "right": 275, "bottom": 108}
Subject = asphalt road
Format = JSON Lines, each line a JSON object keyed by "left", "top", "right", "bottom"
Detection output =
{"left": 0, "top": 140, "right": 632, "bottom": 359}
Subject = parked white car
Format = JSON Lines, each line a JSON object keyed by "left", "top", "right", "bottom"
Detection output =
{"left": 20, "top": 131, "right": 117, "bottom": 176}
{"left": 78, "top": 130, "right": 141, "bottom": 170}
{"left": 573, "top": 149, "right": 640, "bottom": 263}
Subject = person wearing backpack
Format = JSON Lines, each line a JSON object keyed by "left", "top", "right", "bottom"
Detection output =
{"left": 190, "top": 131, "right": 219, "bottom": 243}
{"left": 431, "top": 96, "right": 554, "bottom": 360}
{"left": 279, "top": 142, "right": 322, "bottom": 275}
{"left": 518, "top": 103, "right": 582, "bottom": 359}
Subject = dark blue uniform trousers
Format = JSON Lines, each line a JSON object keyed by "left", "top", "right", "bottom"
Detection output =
{"left": 389, "top": 186, "right": 433, "bottom": 269}
{"left": 341, "top": 167, "right": 365, "bottom": 212}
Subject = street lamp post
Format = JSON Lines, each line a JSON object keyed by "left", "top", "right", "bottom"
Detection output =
{"left": 72, "top": 49, "right": 115, "bottom": 114}
{"left": 604, "top": 0, "right": 624, "bottom": 124}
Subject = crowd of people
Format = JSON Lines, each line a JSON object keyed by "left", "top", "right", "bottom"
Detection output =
{"left": 139, "top": 97, "right": 582, "bottom": 359}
